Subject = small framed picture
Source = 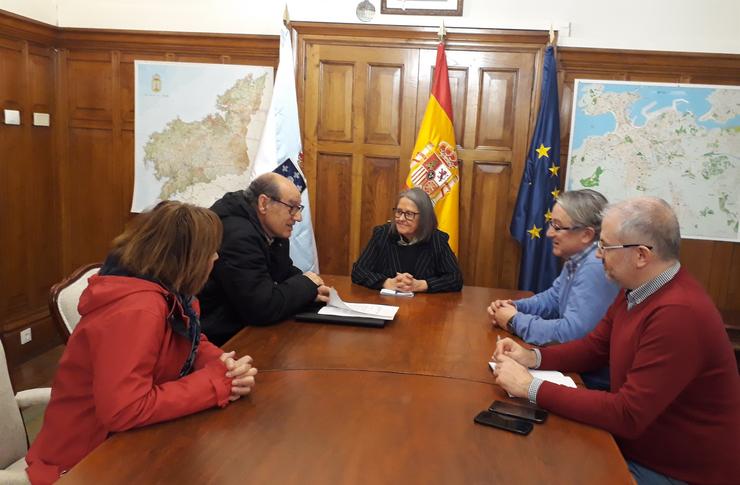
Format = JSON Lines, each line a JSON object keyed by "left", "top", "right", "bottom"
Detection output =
{"left": 381, "top": 0, "right": 464, "bottom": 16}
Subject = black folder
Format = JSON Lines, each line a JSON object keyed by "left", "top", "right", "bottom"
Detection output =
{"left": 294, "top": 305, "right": 388, "bottom": 328}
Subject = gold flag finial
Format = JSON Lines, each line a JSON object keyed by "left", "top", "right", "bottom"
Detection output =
{"left": 283, "top": 4, "right": 290, "bottom": 28}
{"left": 549, "top": 24, "right": 555, "bottom": 45}
{"left": 438, "top": 19, "right": 446, "bottom": 42}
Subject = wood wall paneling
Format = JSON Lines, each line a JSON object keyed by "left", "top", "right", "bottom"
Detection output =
{"left": 447, "top": 67, "right": 468, "bottom": 145}
{"left": 25, "top": 47, "right": 57, "bottom": 305}
{"left": 316, "top": 152, "right": 353, "bottom": 274}
{"left": 0, "top": 13, "right": 60, "bottom": 365}
{"left": 317, "top": 61, "right": 354, "bottom": 142}
{"left": 0, "top": 37, "right": 27, "bottom": 316}
{"left": 360, "top": 156, "right": 400, "bottom": 246}
{"left": 66, "top": 128, "right": 120, "bottom": 268}
{"left": 477, "top": 69, "right": 516, "bottom": 148}
{"left": 365, "top": 64, "right": 402, "bottom": 145}
{"left": 463, "top": 162, "right": 512, "bottom": 287}
{"left": 0, "top": 38, "right": 23, "bottom": 110}
{"left": 67, "top": 52, "right": 113, "bottom": 125}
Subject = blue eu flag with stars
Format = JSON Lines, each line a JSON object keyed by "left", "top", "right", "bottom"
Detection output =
{"left": 510, "top": 46, "right": 560, "bottom": 293}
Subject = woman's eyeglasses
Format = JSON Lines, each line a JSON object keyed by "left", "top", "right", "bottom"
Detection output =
{"left": 393, "top": 208, "right": 419, "bottom": 221}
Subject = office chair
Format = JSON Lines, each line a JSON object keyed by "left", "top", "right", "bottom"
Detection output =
{"left": 0, "top": 340, "right": 51, "bottom": 485}
{"left": 48, "top": 263, "right": 101, "bottom": 343}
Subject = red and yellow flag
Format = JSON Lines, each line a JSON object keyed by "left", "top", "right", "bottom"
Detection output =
{"left": 406, "top": 42, "right": 459, "bottom": 253}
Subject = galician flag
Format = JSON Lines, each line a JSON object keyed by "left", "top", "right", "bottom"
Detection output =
{"left": 251, "top": 25, "right": 319, "bottom": 272}
{"left": 406, "top": 42, "right": 460, "bottom": 253}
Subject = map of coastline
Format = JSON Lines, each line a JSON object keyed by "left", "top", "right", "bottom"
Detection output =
{"left": 565, "top": 80, "right": 740, "bottom": 242}
{"left": 133, "top": 61, "right": 273, "bottom": 211}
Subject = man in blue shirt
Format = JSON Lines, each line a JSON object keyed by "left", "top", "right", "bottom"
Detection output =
{"left": 488, "top": 189, "right": 619, "bottom": 389}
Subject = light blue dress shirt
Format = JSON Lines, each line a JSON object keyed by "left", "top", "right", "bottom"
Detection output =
{"left": 512, "top": 244, "right": 620, "bottom": 346}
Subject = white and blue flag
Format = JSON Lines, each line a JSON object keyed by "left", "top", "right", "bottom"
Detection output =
{"left": 251, "top": 25, "right": 319, "bottom": 272}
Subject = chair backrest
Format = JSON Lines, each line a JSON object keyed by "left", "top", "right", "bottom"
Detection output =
{"left": 49, "top": 263, "right": 101, "bottom": 343}
{"left": 0, "top": 340, "right": 28, "bottom": 469}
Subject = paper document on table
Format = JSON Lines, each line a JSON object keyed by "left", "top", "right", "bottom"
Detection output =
{"left": 319, "top": 287, "right": 399, "bottom": 321}
{"left": 489, "top": 362, "right": 577, "bottom": 389}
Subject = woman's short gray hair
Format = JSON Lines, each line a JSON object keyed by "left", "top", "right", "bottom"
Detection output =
{"left": 603, "top": 197, "right": 681, "bottom": 261}
{"left": 390, "top": 187, "right": 437, "bottom": 242}
{"left": 557, "top": 189, "right": 609, "bottom": 239}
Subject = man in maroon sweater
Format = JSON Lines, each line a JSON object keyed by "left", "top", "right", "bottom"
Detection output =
{"left": 493, "top": 197, "right": 740, "bottom": 485}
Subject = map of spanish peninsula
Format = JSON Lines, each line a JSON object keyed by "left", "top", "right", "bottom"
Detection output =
{"left": 565, "top": 80, "right": 740, "bottom": 242}
{"left": 132, "top": 61, "right": 273, "bottom": 211}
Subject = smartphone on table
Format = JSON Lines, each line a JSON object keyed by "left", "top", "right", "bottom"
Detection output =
{"left": 488, "top": 400, "right": 548, "bottom": 424}
{"left": 473, "top": 410, "right": 534, "bottom": 435}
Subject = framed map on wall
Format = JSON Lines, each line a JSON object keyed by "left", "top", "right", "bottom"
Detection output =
{"left": 565, "top": 80, "right": 740, "bottom": 242}
{"left": 132, "top": 61, "right": 273, "bottom": 212}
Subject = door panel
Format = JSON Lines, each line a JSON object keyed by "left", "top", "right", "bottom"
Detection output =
{"left": 304, "top": 44, "right": 419, "bottom": 274}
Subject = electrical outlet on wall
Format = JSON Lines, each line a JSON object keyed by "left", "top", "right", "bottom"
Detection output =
{"left": 20, "top": 328, "right": 32, "bottom": 345}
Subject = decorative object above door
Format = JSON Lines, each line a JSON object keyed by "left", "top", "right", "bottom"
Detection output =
{"left": 381, "top": 0, "right": 463, "bottom": 16}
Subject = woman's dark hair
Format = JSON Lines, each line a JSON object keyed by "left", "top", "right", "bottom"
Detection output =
{"left": 390, "top": 187, "right": 438, "bottom": 242}
{"left": 110, "top": 201, "right": 222, "bottom": 296}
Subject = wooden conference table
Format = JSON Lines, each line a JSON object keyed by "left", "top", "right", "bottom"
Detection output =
{"left": 61, "top": 276, "right": 632, "bottom": 484}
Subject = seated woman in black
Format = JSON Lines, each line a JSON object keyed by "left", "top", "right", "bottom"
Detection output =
{"left": 351, "top": 187, "right": 463, "bottom": 293}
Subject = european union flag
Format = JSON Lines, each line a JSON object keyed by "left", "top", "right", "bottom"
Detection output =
{"left": 510, "top": 46, "right": 560, "bottom": 293}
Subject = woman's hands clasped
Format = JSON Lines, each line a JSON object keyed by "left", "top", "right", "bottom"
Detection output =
{"left": 219, "top": 351, "right": 258, "bottom": 402}
{"left": 383, "top": 272, "right": 428, "bottom": 293}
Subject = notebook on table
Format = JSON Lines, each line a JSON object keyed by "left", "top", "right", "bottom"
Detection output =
{"left": 294, "top": 308, "right": 388, "bottom": 328}
{"left": 294, "top": 288, "right": 399, "bottom": 328}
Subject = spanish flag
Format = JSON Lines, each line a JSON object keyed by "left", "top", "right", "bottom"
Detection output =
{"left": 406, "top": 42, "right": 459, "bottom": 253}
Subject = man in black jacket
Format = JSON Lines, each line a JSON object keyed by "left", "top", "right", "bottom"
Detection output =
{"left": 199, "top": 173, "right": 330, "bottom": 345}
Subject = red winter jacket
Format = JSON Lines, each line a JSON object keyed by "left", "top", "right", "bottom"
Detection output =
{"left": 25, "top": 275, "right": 232, "bottom": 484}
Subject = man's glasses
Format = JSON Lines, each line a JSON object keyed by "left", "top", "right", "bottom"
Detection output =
{"left": 393, "top": 208, "right": 419, "bottom": 221}
{"left": 270, "top": 197, "right": 304, "bottom": 216}
{"left": 597, "top": 240, "right": 653, "bottom": 252}
{"left": 548, "top": 222, "right": 584, "bottom": 232}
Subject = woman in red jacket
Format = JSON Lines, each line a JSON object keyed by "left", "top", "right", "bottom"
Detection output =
{"left": 25, "top": 201, "right": 258, "bottom": 484}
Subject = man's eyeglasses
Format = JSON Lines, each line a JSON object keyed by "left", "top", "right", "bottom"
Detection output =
{"left": 393, "top": 208, "right": 419, "bottom": 221}
{"left": 270, "top": 197, "right": 304, "bottom": 216}
{"left": 549, "top": 221, "right": 584, "bottom": 232}
{"left": 597, "top": 240, "right": 654, "bottom": 252}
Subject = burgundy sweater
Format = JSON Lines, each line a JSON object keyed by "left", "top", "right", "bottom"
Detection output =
{"left": 537, "top": 269, "right": 740, "bottom": 485}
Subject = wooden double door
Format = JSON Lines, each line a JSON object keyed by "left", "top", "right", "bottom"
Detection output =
{"left": 294, "top": 24, "right": 548, "bottom": 288}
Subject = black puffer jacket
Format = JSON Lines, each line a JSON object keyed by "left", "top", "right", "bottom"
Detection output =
{"left": 198, "top": 191, "right": 318, "bottom": 345}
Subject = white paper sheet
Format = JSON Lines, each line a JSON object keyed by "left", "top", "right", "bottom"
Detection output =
{"left": 318, "top": 287, "right": 399, "bottom": 321}
{"left": 489, "top": 362, "right": 577, "bottom": 389}
{"left": 379, "top": 288, "right": 414, "bottom": 297}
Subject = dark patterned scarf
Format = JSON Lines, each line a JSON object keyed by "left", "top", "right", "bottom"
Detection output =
{"left": 99, "top": 253, "right": 200, "bottom": 377}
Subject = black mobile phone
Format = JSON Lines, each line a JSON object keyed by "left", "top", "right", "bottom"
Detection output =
{"left": 473, "top": 410, "right": 534, "bottom": 435}
{"left": 488, "top": 400, "right": 548, "bottom": 424}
